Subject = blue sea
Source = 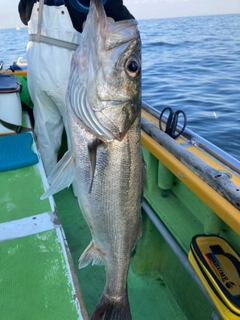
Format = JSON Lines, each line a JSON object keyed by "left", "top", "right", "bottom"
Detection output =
{"left": 0, "top": 14, "right": 240, "bottom": 161}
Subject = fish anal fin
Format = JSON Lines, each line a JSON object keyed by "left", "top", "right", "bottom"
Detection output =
{"left": 78, "top": 240, "right": 105, "bottom": 269}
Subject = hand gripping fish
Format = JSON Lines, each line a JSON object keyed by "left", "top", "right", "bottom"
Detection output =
{"left": 41, "top": 0, "right": 145, "bottom": 319}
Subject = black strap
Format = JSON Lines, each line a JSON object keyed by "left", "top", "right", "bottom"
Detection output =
{"left": 0, "top": 119, "right": 36, "bottom": 140}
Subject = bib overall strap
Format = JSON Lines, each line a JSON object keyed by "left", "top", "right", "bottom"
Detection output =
{"left": 36, "top": 0, "right": 44, "bottom": 42}
{"left": 31, "top": 0, "right": 79, "bottom": 51}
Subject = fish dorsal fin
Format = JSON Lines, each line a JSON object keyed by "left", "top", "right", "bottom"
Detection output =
{"left": 41, "top": 151, "right": 75, "bottom": 200}
{"left": 78, "top": 240, "right": 105, "bottom": 269}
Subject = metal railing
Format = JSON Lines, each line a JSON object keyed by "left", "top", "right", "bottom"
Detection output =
{"left": 142, "top": 101, "right": 240, "bottom": 175}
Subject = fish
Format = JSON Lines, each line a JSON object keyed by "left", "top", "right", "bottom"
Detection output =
{"left": 41, "top": 0, "right": 144, "bottom": 319}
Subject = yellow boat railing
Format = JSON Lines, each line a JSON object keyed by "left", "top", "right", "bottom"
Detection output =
{"left": 141, "top": 103, "right": 240, "bottom": 235}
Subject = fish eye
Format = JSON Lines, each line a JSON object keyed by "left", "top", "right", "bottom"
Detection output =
{"left": 125, "top": 57, "right": 141, "bottom": 78}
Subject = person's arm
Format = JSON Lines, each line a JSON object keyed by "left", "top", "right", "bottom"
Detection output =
{"left": 64, "top": 0, "right": 135, "bottom": 33}
{"left": 104, "top": 0, "right": 135, "bottom": 21}
{"left": 18, "top": 0, "right": 36, "bottom": 25}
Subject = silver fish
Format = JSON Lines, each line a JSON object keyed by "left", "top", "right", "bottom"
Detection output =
{"left": 41, "top": 0, "right": 144, "bottom": 319}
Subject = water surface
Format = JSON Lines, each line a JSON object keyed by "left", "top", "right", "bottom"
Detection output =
{"left": 1, "top": 14, "right": 240, "bottom": 160}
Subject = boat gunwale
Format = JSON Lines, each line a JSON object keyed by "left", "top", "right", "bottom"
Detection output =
{"left": 142, "top": 101, "right": 240, "bottom": 176}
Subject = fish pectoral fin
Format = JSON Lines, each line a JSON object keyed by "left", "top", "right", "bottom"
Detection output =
{"left": 41, "top": 151, "right": 75, "bottom": 200}
{"left": 78, "top": 240, "right": 105, "bottom": 269}
{"left": 88, "top": 138, "right": 102, "bottom": 194}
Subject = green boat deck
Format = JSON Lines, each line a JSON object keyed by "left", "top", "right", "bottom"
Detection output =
{"left": 0, "top": 112, "right": 227, "bottom": 319}
{"left": 54, "top": 187, "right": 190, "bottom": 320}
{"left": 0, "top": 114, "right": 86, "bottom": 320}
{"left": 0, "top": 136, "right": 189, "bottom": 320}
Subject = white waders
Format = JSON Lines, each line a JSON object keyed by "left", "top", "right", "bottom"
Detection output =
{"left": 27, "top": 0, "right": 81, "bottom": 176}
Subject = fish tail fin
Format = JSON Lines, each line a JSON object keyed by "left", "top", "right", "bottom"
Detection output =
{"left": 78, "top": 240, "right": 105, "bottom": 269}
{"left": 90, "top": 291, "right": 132, "bottom": 320}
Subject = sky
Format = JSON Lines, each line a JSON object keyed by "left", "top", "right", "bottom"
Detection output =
{"left": 0, "top": 0, "right": 240, "bottom": 29}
